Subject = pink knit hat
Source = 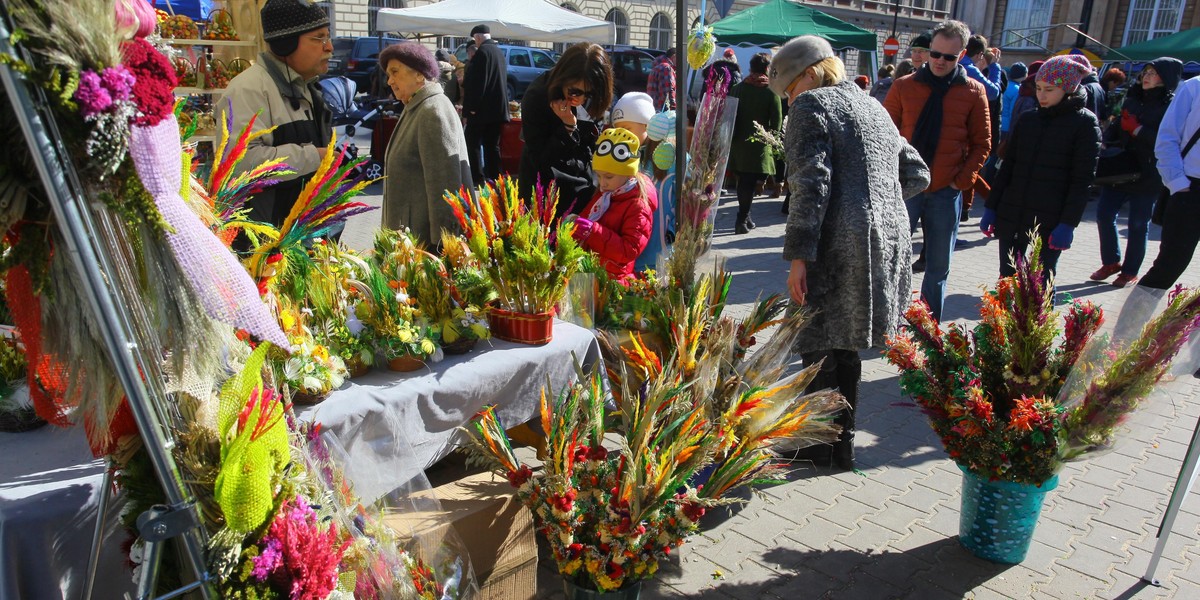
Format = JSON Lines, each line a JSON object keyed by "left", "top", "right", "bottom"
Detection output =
{"left": 1035, "top": 54, "right": 1093, "bottom": 93}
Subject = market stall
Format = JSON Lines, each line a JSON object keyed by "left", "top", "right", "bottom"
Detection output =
{"left": 298, "top": 321, "right": 600, "bottom": 503}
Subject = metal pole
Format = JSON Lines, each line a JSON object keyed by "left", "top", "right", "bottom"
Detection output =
{"left": 0, "top": 15, "right": 213, "bottom": 599}
{"left": 675, "top": 0, "right": 688, "bottom": 209}
{"left": 83, "top": 466, "right": 115, "bottom": 600}
{"left": 1143, "top": 409, "right": 1200, "bottom": 585}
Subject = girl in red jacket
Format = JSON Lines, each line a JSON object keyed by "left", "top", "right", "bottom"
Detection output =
{"left": 568, "top": 127, "right": 658, "bottom": 283}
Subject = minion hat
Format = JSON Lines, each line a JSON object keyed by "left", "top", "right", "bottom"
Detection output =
{"left": 593, "top": 128, "right": 641, "bottom": 178}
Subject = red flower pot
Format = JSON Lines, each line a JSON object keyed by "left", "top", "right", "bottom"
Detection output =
{"left": 489, "top": 307, "right": 555, "bottom": 345}
{"left": 387, "top": 355, "right": 425, "bottom": 372}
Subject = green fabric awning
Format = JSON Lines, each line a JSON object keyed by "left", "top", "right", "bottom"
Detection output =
{"left": 711, "top": 0, "right": 878, "bottom": 51}
{"left": 1111, "top": 27, "right": 1200, "bottom": 63}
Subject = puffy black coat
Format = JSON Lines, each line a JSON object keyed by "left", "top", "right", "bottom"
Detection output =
{"left": 1102, "top": 57, "right": 1183, "bottom": 195}
{"left": 518, "top": 73, "right": 600, "bottom": 218}
{"left": 462, "top": 39, "right": 510, "bottom": 124}
{"left": 987, "top": 92, "right": 1100, "bottom": 239}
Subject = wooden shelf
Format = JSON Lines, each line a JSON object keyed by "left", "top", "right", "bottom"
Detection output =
{"left": 164, "top": 38, "right": 258, "bottom": 48}
{"left": 174, "top": 87, "right": 229, "bottom": 95}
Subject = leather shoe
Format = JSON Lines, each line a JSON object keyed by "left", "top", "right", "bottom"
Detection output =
{"left": 832, "top": 438, "right": 855, "bottom": 470}
{"left": 746, "top": 216, "right": 756, "bottom": 230}
{"left": 912, "top": 257, "right": 926, "bottom": 273}
{"left": 735, "top": 220, "right": 750, "bottom": 235}
{"left": 1090, "top": 263, "right": 1121, "bottom": 281}
{"left": 1112, "top": 273, "right": 1138, "bottom": 288}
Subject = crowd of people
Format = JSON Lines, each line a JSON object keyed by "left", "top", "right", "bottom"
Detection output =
{"left": 222, "top": 0, "right": 1200, "bottom": 472}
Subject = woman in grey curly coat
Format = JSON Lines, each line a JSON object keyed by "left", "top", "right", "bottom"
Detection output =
{"left": 770, "top": 36, "right": 931, "bottom": 469}
{"left": 379, "top": 43, "right": 473, "bottom": 247}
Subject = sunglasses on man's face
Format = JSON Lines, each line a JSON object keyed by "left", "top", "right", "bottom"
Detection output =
{"left": 566, "top": 87, "right": 592, "bottom": 99}
{"left": 927, "top": 50, "right": 959, "bottom": 62}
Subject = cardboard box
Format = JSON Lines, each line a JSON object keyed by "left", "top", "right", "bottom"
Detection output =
{"left": 383, "top": 469, "right": 537, "bottom": 599}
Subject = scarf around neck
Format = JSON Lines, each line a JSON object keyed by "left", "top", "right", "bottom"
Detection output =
{"left": 911, "top": 64, "right": 964, "bottom": 167}
{"left": 586, "top": 177, "right": 638, "bottom": 221}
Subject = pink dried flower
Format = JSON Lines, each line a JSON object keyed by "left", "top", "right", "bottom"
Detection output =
{"left": 74, "top": 71, "right": 112, "bottom": 117}
{"left": 254, "top": 495, "right": 350, "bottom": 600}
{"left": 100, "top": 66, "right": 136, "bottom": 102}
{"left": 251, "top": 538, "right": 283, "bottom": 581}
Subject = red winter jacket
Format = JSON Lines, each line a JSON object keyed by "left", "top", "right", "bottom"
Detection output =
{"left": 578, "top": 173, "right": 657, "bottom": 283}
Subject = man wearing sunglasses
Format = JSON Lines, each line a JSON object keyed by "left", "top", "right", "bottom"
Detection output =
{"left": 883, "top": 20, "right": 991, "bottom": 322}
{"left": 219, "top": 0, "right": 333, "bottom": 234}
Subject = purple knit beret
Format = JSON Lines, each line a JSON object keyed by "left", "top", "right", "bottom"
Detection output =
{"left": 1036, "top": 54, "right": 1093, "bottom": 93}
{"left": 378, "top": 42, "right": 439, "bottom": 81}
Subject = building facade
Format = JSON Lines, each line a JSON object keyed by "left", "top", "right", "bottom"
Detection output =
{"left": 977, "top": 0, "right": 1200, "bottom": 67}
{"left": 321, "top": 0, "right": 1196, "bottom": 79}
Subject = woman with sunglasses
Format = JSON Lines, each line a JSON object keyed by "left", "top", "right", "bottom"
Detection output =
{"left": 518, "top": 43, "right": 614, "bottom": 219}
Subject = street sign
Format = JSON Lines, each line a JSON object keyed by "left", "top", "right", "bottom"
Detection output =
{"left": 883, "top": 36, "right": 900, "bottom": 57}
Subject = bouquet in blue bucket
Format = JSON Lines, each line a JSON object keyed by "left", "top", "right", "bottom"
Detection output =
{"left": 885, "top": 238, "right": 1200, "bottom": 563}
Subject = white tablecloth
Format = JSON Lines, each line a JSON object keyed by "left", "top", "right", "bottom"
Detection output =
{"left": 0, "top": 425, "right": 133, "bottom": 600}
{"left": 298, "top": 321, "right": 600, "bottom": 503}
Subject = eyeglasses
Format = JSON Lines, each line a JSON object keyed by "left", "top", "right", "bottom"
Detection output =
{"left": 927, "top": 50, "right": 959, "bottom": 62}
{"left": 566, "top": 87, "right": 592, "bottom": 99}
{"left": 306, "top": 35, "right": 333, "bottom": 46}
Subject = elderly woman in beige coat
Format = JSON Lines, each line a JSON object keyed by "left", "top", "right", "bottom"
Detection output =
{"left": 379, "top": 43, "right": 472, "bottom": 247}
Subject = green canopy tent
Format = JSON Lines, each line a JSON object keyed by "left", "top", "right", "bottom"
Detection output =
{"left": 1111, "top": 27, "right": 1200, "bottom": 63}
{"left": 710, "top": 0, "right": 878, "bottom": 51}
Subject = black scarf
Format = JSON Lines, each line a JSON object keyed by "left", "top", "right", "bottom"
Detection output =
{"left": 911, "top": 64, "right": 965, "bottom": 166}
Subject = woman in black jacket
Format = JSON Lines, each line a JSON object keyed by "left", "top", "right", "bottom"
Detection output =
{"left": 980, "top": 54, "right": 1101, "bottom": 284}
{"left": 1089, "top": 57, "right": 1183, "bottom": 288}
{"left": 518, "top": 43, "right": 613, "bottom": 219}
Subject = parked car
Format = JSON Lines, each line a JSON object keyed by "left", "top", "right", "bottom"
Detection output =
{"left": 328, "top": 36, "right": 404, "bottom": 92}
{"left": 453, "top": 43, "right": 558, "bottom": 100}
{"left": 605, "top": 46, "right": 657, "bottom": 102}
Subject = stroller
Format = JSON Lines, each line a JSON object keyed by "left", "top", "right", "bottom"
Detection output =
{"left": 317, "top": 75, "right": 380, "bottom": 138}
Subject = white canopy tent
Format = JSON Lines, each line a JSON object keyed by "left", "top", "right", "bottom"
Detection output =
{"left": 376, "top": 0, "right": 615, "bottom": 44}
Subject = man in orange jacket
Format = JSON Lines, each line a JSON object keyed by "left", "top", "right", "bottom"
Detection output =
{"left": 883, "top": 19, "right": 991, "bottom": 322}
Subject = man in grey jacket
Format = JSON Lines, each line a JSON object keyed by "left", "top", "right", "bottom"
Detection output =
{"left": 219, "top": 0, "right": 333, "bottom": 231}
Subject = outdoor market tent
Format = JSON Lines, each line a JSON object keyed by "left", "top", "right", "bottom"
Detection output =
{"left": 376, "top": 0, "right": 615, "bottom": 44}
{"left": 1111, "top": 27, "right": 1200, "bottom": 63}
{"left": 710, "top": 0, "right": 878, "bottom": 51}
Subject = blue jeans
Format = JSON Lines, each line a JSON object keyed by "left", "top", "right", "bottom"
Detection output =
{"left": 1096, "top": 187, "right": 1156, "bottom": 276}
{"left": 905, "top": 186, "right": 962, "bottom": 322}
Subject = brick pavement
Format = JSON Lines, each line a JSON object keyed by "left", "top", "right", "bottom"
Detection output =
{"left": 341, "top": 153, "right": 1200, "bottom": 598}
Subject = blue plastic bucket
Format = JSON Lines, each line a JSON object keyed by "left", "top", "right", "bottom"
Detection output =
{"left": 958, "top": 466, "right": 1059, "bottom": 564}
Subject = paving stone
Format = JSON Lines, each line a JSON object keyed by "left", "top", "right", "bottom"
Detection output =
{"left": 979, "top": 566, "right": 1054, "bottom": 598}
{"left": 827, "top": 571, "right": 908, "bottom": 600}
{"left": 760, "top": 565, "right": 842, "bottom": 599}
{"left": 811, "top": 496, "right": 878, "bottom": 531}
{"left": 1057, "top": 540, "right": 1125, "bottom": 581}
{"left": 781, "top": 541, "right": 875, "bottom": 584}
{"left": 779, "top": 515, "right": 851, "bottom": 552}
{"left": 837, "top": 520, "right": 906, "bottom": 554}
{"left": 700, "top": 557, "right": 791, "bottom": 600}
{"left": 868, "top": 500, "right": 931, "bottom": 536}
{"left": 1039, "top": 565, "right": 1112, "bottom": 599}
{"left": 1110, "top": 484, "right": 1170, "bottom": 515}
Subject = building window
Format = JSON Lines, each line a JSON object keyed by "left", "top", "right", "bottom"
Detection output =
{"left": 606, "top": 8, "right": 629, "bottom": 45}
{"left": 1124, "top": 0, "right": 1184, "bottom": 45}
{"left": 555, "top": 3, "right": 579, "bottom": 54}
{"left": 368, "top": 0, "right": 405, "bottom": 35}
{"left": 911, "top": 0, "right": 925, "bottom": 9}
{"left": 649, "top": 13, "right": 672, "bottom": 50}
{"left": 932, "top": 0, "right": 948, "bottom": 11}
{"left": 1001, "top": 0, "right": 1054, "bottom": 49}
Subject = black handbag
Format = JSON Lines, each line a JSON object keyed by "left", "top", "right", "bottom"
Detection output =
{"left": 1094, "top": 146, "right": 1143, "bottom": 186}
{"left": 1152, "top": 126, "right": 1200, "bottom": 226}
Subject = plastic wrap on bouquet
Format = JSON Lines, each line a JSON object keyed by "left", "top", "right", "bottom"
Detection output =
{"left": 1055, "top": 284, "right": 1200, "bottom": 462}
{"left": 304, "top": 428, "right": 480, "bottom": 598}
{"left": 557, "top": 273, "right": 596, "bottom": 330}
{"left": 128, "top": 115, "right": 290, "bottom": 349}
{"left": 680, "top": 92, "right": 736, "bottom": 239}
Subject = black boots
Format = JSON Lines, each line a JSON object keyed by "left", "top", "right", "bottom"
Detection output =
{"left": 801, "top": 349, "right": 861, "bottom": 471}
{"left": 735, "top": 214, "right": 755, "bottom": 234}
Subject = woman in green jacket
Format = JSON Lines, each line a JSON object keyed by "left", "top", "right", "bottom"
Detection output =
{"left": 729, "top": 53, "right": 783, "bottom": 234}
